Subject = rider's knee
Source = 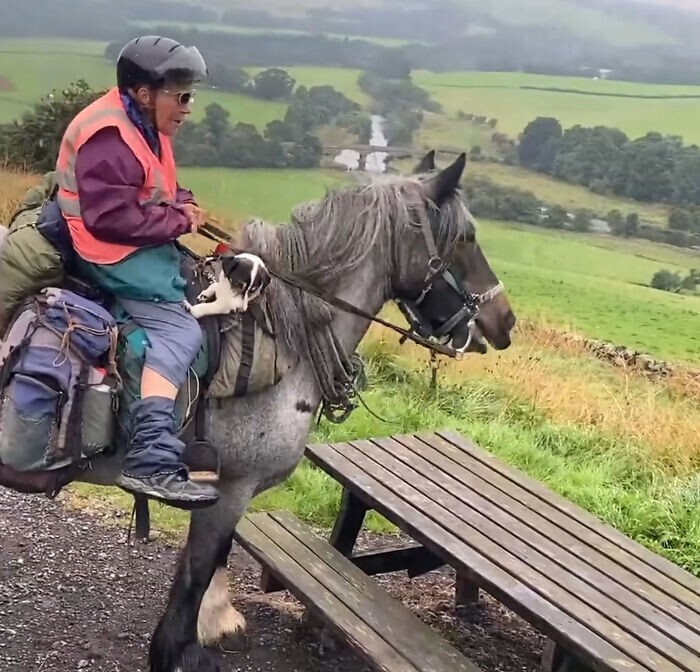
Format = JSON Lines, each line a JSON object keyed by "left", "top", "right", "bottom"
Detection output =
{"left": 180, "top": 311, "right": 203, "bottom": 363}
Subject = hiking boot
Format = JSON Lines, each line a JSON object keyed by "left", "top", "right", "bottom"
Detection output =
{"left": 115, "top": 396, "right": 219, "bottom": 509}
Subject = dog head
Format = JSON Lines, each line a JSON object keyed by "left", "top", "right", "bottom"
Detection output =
{"left": 220, "top": 252, "right": 271, "bottom": 307}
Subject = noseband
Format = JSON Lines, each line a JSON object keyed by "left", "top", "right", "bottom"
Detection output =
{"left": 394, "top": 203, "right": 504, "bottom": 353}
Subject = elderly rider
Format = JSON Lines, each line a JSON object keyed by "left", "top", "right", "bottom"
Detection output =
{"left": 54, "top": 36, "right": 218, "bottom": 509}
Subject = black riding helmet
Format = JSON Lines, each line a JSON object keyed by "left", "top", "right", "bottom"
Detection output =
{"left": 117, "top": 35, "right": 208, "bottom": 91}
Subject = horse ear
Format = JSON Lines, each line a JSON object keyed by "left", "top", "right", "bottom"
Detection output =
{"left": 425, "top": 152, "right": 466, "bottom": 206}
{"left": 413, "top": 149, "right": 436, "bottom": 174}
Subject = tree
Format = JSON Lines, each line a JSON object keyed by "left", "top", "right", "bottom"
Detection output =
{"left": 517, "top": 116, "right": 563, "bottom": 173}
{"left": 668, "top": 208, "right": 694, "bottom": 231}
{"left": 544, "top": 205, "right": 569, "bottom": 229}
{"left": 650, "top": 269, "right": 682, "bottom": 292}
{"left": 680, "top": 269, "right": 700, "bottom": 292}
{"left": 208, "top": 63, "right": 250, "bottom": 93}
{"left": 571, "top": 209, "right": 593, "bottom": 232}
{"left": 251, "top": 68, "right": 296, "bottom": 100}
{"left": 625, "top": 212, "right": 640, "bottom": 236}
{"left": 200, "top": 104, "right": 230, "bottom": 147}
{"left": 0, "top": 79, "right": 103, "bottom": 172}
{"left": 607, "top": 209, "right": 625, "bottom": 236}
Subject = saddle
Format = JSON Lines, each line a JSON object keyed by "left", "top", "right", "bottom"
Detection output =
{"left": 0, "top": 242, "right": 285, "bottom": 504}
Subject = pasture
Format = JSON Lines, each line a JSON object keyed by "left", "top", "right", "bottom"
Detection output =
{"left": 413, "top": 70, "right": 700, "bottom": 144}
{"left": 5, "top": 36, "right": 700, "bottom": 153}
{"left": 468, "top": 162, "right": 672, "bottom": 226}
{"left": 178, "top": 166, "right": 347, "bottom": 222}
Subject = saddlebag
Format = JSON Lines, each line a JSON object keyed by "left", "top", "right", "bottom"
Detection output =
{"left": 0, "top": 288, "right": 120, "bottom": 496}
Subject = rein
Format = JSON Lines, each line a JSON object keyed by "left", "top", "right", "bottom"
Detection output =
{"left": 199, "top": 221, "right": 462, "bottom": 359}
{"left": 197, "top": 209, "right": 503, "bottom": 423}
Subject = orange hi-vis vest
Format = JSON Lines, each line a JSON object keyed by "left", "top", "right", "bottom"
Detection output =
{"left": 56, "top": 87, "right": 178, "bottom": 265}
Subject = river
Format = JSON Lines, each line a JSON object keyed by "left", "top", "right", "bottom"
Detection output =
{"left": 333, "top": 114, "right": 388, "bottom": 173}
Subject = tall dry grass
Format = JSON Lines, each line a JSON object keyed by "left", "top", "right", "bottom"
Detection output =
{"left": 0, "top": 168, "right": 38, "bottom": 224}
{"left": 363, "top": 306, "right": 700, "bottom": 472}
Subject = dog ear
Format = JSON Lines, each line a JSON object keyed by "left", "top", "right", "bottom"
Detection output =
{"left": 221, "top": 254, "right": 240, "bottom": 278}
{"left": 256, "top": 265, "right": 271, "bottom": 292}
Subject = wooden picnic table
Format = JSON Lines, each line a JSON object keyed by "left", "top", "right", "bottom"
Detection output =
{"left": 301, "top": 430, "right": 700, "bottom": 672}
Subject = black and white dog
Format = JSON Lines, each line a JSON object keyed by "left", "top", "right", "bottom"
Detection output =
{"left": 186, "top": 252, "right": 271, "bottom": 319}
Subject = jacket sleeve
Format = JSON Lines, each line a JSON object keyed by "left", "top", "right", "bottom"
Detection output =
{"left": 73, "top": 127, "right": 192, "bottom": 247}
{"left": 176, "top": 184, "right": 196, "bottom": 205}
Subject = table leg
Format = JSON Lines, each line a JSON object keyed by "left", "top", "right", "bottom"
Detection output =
{"left": 329, "top": 488, "right": 369, "bottom": 556}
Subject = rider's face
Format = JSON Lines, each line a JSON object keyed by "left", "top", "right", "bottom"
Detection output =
{"left": 152, "top": 86, "right": 195, "bottom": 136}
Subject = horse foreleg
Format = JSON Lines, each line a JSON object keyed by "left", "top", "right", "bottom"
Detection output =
{"left": 197, "top": 541, "right": 246, "bottom": 647}
{"left": 149, "top": 481, "right": 254, "bottom": 672}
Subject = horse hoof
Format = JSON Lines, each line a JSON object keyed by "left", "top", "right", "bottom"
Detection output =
{"left": 198, "top": 568, "right": 247, "bottom": 648}
{"left": 175, "top": 643, "right": 220, "bottom": 672}
{"left": 218, "top": 629, "right": 251, "bottom": 653}
{"left": 198, "top": 603, "right": 247, "bottom": 648}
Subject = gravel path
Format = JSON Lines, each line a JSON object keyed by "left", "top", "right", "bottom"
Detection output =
{"left": 0, "top": 487, "right": 545, "bottom": 672}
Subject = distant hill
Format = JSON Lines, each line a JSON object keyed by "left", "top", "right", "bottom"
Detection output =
{"left": 170, "top": 0, "right": 700, "bottom": 47}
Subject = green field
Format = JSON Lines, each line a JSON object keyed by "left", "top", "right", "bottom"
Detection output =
{"left": 469, "top": 162, "right": 672, "bottom": 226}
{"left": 0, "top": 38, "right": 288, "bottom": 128}
{"left": 179, "top": 166, "right": 348, "bottom": 222}
{"left": 6, "top": 36, "right": 700, "bottom": 153}
{"left": 179, "top": 166, "right": 700, "bottom": 363}
{"left": 0, "top": 40, "right": 113, "bottom": 122}
{"left": 478, "top": 220, "right": 700, "bottom": 362}
{"left": 0, "top": 39, "right": 368, "bottom": 127}
{"left": 413, "top": 71, "right": 700, "bottom": 144}
{"left": 415, "top": 113, "right": 495, "bottom": 154}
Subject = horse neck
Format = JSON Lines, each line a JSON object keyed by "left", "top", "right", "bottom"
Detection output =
{"left": 325, "top": 250, "right": 389, "bottom": 357}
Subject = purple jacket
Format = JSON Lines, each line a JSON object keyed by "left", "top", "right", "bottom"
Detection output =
{"left": 74, "top": 127, "right": 195, "bottom": 248}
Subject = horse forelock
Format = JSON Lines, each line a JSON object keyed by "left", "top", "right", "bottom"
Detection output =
{"left": 236, "top": 174, "right": 474, "bottom": 361}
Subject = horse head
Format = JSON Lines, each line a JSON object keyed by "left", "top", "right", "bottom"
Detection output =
{"left": 390, "top": 149, "right": 515, "bottom": 354}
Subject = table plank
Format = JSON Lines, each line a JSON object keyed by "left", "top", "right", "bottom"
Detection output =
{"left": 386, "top": 434, "right": 700, "bottom": 637}
{"left": 237, "top": 514, "right": 417, "bottom": 672}
{"left": 306, "top": 441, "right": 649, "bottom": 672}
{"left": 433, "top": 430, "right": 700, "bottom": 601}
{"left": 345, "top": 438, "right": 698, "bottom": 672}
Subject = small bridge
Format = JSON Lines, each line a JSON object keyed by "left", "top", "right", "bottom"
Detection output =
{"left": 324, "top": 144, "right": 415, "bottom": 157}
{"left": 323, "top": 144, "right": 465, "bottom": 170}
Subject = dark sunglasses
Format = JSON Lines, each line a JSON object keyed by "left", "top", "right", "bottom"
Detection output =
{"left": 161, "top": 89, "right": 196, "bottom": 106}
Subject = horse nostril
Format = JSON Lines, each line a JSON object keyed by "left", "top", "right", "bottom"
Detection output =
{"left": 502, "top": 310, "right": 516, "bottom": 332}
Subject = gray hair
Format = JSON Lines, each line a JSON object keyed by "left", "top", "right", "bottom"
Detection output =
{"left": 237, "top": 175, "right": 476, "bottom": 367}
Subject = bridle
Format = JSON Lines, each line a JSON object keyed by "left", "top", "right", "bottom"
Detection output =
{"left": 393, "top": 201, "right": 505, "bottom": 355}
{"left": 199, "top": 201, "right": 504, "bottom": 360}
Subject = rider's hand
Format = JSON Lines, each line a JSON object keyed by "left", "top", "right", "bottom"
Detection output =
{"left": 183, "top": 203, "right": 205, "bottom": 234}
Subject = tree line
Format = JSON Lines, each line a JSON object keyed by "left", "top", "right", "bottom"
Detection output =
{"left": 10, "top": 0, "right": 700, "bottom": 87}
{"left": 0, "top": 78, "right": 366, "bottom": 172}
{"left": 517, "top": 117, "right": 700, "bottom": 233}
{"left": 356, "top": 71, "right": 441, "bottom": 146}
{"left": 462, "top": 174, "right": 700, "bottom": 251}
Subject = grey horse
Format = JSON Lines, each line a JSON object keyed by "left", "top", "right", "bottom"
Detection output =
{"left": 55, "top": 150, "right": 515, "bottom": 671}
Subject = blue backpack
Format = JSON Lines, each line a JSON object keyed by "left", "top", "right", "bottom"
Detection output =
{"left": 0, "top": 287, "right": 120, "bottom": 494}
